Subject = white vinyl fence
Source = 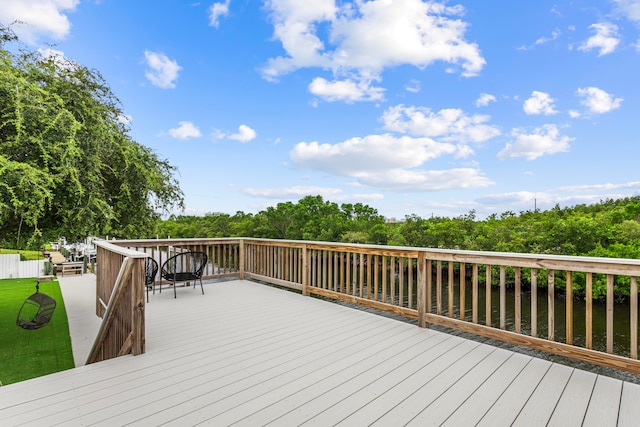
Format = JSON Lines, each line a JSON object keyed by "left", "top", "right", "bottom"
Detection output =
{"left": 0, "top": 254, "right": 45, "bottom": 279}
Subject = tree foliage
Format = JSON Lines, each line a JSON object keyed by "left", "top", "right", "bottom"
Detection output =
{"left": 0, "top": 26, "right": 183, "bottom": 247}
{"left": 155, "top": 195, "right": 640, "bottom": 301}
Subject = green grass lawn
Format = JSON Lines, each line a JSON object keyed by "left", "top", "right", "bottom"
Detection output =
{"left": 0, "top": 278, "right": 75, "bottom": 385}
{"left": 0, "top": 248, "right": 43, "bottom": 261}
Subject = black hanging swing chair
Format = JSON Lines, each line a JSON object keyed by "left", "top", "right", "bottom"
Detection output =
{"left": 16, "top": 257, "right": 57, "bottom": 330}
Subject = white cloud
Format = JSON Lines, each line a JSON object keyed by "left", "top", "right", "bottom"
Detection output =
{"left": 535, "top": 28, "right": 562, "bottom": 45}
{"left": 0, "top": 0, "right": 79, "bottom": 44}
{"left": 576, "top": 87, "right": 623, "bottom": 114}
{"left": 291, "top": 134, "right": 456, "bottom": 176}
{"left": 117, "top": 114, "right": 132, "bottom": 125}
{"left": 381, "top": 105, "right": 501, "bottom": 145}
{"left": 37, "top": 47, "right": 76, "bottom": 70}
{"left": 498, "top": 124, "right": 572, "bottom": 160}
{"left": 261, "top": 0, "right": 485, "bottom": 101}
{"left": 612, "top": 0, "right": 640, "bottom": 22}
{"left": 209, "top": 0, "right": 231, "bottom": 28}
{"left": 228, "top": 124, "right": 257, "bottom": 142}
{"left": 523, "top": 91, "right": 558, "bottom": 115}
{"left": 243, "top": 186, "right": 344, "bottom": 199}
{"left": 578, "top": 22, "right": 620, "bottom": 56}
{"left": 144, "top": 50, "right": 182, "bottom": 89}
{"left": 476, "top": 93, "right": 496, "bottom": 107}
{"left": 477, "top": 191, "right": 551, "bottom": 206}
{"left": 308, "top": 77, "right": 385, "bottom": 102}
{"left": 168, "top": 121, "right": 202, "bottom": 139}
{"left": 557, "top": 181, "right": 640, "bottom": 192}
{"left": 405, "top": 79, "right": 421, "bottom": 93}
{"left": 354, "top": 168, "right": 494, "bottom": 191}
{"left": 289, "top": 132, "right": 493, "bottom": 191}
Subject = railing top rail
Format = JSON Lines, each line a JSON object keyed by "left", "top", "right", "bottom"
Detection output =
{"left": 111, "top": 238, "right": 241, "bottom": 247}
{"left": 106, "top": 237, "right": 640, "bottom": 271}
{"left": 94, "top": 240, "right": 149, "bottom": 258}
{"left": 241, "top": 237, "right": 640, "bottom": 267}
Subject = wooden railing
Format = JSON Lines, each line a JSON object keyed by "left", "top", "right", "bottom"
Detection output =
{"left": 242, "top": 238, "right": 640, "bottom": 374}
{"left": 113, "top": 238, "right": 242, "bottom": 284}
{"left": 86, "top": 241, "right": 147, "bottom": 364}
{"left": 90, "top": 237, "right": 640, "bottom": 374}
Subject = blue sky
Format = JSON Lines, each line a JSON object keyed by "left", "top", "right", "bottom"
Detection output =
{"left": 3, "top": 1, "right": 640, "bottom": 220}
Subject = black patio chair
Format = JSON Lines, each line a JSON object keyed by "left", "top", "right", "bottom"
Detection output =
{"left": 17, "top": 284, "right": 56, "bottom": 330}
{"left": 160, "top": 251, "right": 207, "bottom": 298}
{"left": 145, "top": 257, "right": 159, "bottom": 302}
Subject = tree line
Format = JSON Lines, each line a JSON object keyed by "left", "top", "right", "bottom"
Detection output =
{"left": 157, "top": 195, "right": 640, "bottom": 260}
{"left": 155, "top": 195, "right": 640, "bottom": 300}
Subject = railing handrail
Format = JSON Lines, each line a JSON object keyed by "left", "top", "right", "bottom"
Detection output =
{"left": 90, "top": 237, "right": 640, "bottom": 374}
{"left": 94, "top": 239, "right": 149, "bottom": 258}
{"left": 113, "top": 236, "right": 640, "bottom": 267}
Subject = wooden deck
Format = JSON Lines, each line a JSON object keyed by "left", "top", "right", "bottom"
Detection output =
{"left": 2, "top": 279, "right": 640, "bottom": 426}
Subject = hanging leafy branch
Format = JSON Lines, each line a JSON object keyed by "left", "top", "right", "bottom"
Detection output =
{"left": 0, "top": 25, "right": 183, "bottom": 247}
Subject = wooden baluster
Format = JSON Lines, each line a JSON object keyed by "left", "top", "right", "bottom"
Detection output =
{"left": 566, "top": 271, "right": 573, "bottom": 345}
{"left": 472, "top": 263, "right": 478, "bottom": 324}
{"left": 548, "top": 270, "right": 555, "bottom": 341}
{"left": 631, "top": 276, "right": 638, "bottom": 359}
{"left": 515, "top": 267, "right": 521, "bottom": 334}
{"left": 460, "top": 263, "right": 466, "bottom": 321}
{"left": 531, "top": 268, "right": 537, "bottom": 338}
{"left": 448, "top": 262, "right": 454, "bottom": 318}
{"left": 607, "top": 274, "right": 614, "bottom": 354}
{"left": 486, "top": 265, "right": 492, "bottom": 327}
{"left": 500, "top": 266, "right": 506, "bottom": 330}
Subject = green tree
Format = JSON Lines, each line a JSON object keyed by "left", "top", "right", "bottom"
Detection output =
{"left": 0, "top": 26, "right": 183, "bottom": 246}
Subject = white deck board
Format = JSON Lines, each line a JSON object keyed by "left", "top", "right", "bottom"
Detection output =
{"left": 1, "top": 278, "right": 640, "bottom": 426}
{"left": 547, "top": 368, "right": 597, "bottom": 427}
{"left": 583, "top": 375, "right": 623, "bottom": 427}
{"left": 511, "top": 362, "right": 574, "bottom": 426}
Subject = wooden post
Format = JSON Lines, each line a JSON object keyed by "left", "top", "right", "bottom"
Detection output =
{"left": 631, "top": 277, "right": 638, "bottom": 359}
{"left": 239, "top": 239, "right": 245, "bottom": 280}
{"left": 417, "top": 252, "right": 427, "bottom": 328}
{"left": 131, "top": 256, "right": 145, "bottom": 356}
{"left": 302, "top": 244, "right": 308, "bottom": 296}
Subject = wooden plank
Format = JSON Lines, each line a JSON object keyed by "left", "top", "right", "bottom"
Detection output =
{"left": 618, "top": 381, "right": 640, "bottom": 426}
{"left": 218, "top": 330, "right": 458, "bottom": 426}
{"left": 2, "top": 279, "right": 640, "bottom": 427}
{"left": 583, "top": 375, "right": 623, "bottom": 426}
{"left": 511, "top": 363, "right": 574, "bottom": 426}
{"left": 441, "top": 352, "right": 531, "bottom": 426}
{"left": 547, "top": 368, "right": 596, "bottom": 427}
{"left": 368, "top": 342, "right": 495, "bottom": 426}
{"left": 404, "top": 347, "right": 514, "bottom": 426}
{"left": 475, "top": 357, "right": 552, "bottom": 426}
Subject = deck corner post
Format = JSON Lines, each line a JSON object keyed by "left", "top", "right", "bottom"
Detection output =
{"left": 302, "top": 244, "right": 309, "bottom": 296}
{"left": 417, "top": 251, "right": 427, "bottom": 328}
{"left": 131, "top": 256, "right": 146, "bottom": 356}
{"left": 239, "top": 239, "right": 245, "bottom": 280}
